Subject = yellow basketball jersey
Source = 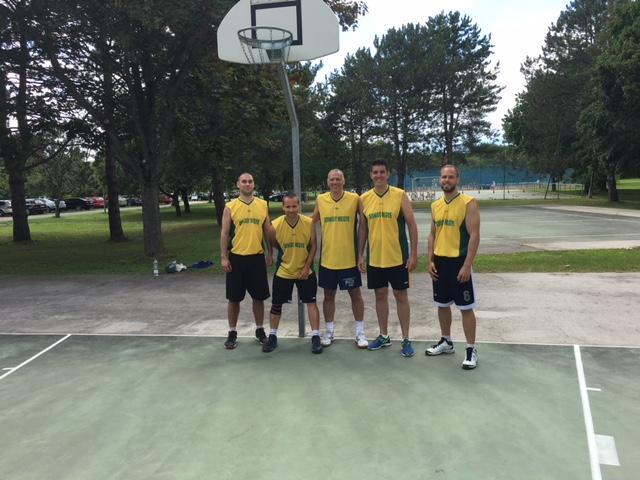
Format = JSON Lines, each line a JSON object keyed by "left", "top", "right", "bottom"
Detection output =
{"left": 316, "top": 191, "right": 359, "bottom": 269}
{"left": 361, "top": 186, "right": 408, "bottom": 268}
{"left": 431, "top": 193, "right": 474, "bottom": 257}
{"left": 227, "top": 197, "right": 268, "bottom": 255}
{"left": 273, "top": 214, "right": 313, "bottom": 280}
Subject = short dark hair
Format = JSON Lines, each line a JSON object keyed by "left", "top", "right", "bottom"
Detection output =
{"left": 282, "top": 191, "right": 299, "bottom": 202}
{"left": 440, "top": 164, "right": 459, "bottom": 177}
{"left": 370, "top": 159, "right": 388, "bottom": 171}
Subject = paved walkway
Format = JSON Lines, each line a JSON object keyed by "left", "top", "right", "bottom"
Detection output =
{"left": 2, "top": 272, "right": 639, "bottom": 347}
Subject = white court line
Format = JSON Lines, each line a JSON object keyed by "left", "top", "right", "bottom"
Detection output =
{"left": 595, "top": 435, "right": 620, "bottom": 466}
{"left": 0, "top": 334, "right": 71, "bottom": 381}
{"left": 574, "top": 345, "right": 602, "bottom": 480}
{"left": 587, "top": 387, "right": 602, "bottom": 392}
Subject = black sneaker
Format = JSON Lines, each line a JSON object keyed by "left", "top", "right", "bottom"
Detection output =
{"left": 311, "top": 335, "right": 323, "bottom": 354}
{"left": 255, "top": 327, "right": 267, "bottom": 344}
{"left": 224, "top": 331, "right": 238, "bottom": 350}
{"left": 262, "top": 334, "right": 278, "bottom": 353}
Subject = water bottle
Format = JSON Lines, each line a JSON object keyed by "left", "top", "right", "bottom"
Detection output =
{"left": 153, "top": 258, "right": 159, "bottom": 277}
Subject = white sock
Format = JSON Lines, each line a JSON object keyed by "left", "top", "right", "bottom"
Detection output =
{"left": 467, "top": 343, "right": 475, "bottom": 349}
{"left": 443, "top": 335, "right": 451, "bottom": 342}
{"left": 271, "top": 328, "right": 278, "bottom": 336}
{"left": 355, "top": 321, "right": 364, "bottom": 336}
{"left": 326, "top": 322, "right": 335, "bottom": 333}
{"left": 229, "top": 328, "right": 237, "bottom": 332}
{"left": 312, "top": 330, "right": 320, "bottom": 337}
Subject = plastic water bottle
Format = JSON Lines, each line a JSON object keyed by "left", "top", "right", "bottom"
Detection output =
{"left": 153, "top": 258, "right": 159, "bottom": 277}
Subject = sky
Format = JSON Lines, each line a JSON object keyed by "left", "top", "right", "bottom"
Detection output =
{"left": 315, "top": 0, "right": 570, "bottom": 133}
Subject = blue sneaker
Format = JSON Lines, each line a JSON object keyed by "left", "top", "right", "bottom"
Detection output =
{"left": 401, "top": 338, "right": 415, "bottom": 357}
{"left": 367, "top": 335, "right": 391, "bottom": 350}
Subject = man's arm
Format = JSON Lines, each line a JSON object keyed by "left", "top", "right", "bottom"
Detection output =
{"left": 401, "top": 193, "right": 418, "bottom": 272}
{"left": 220, "top": 207, "right": 232, "bottom": 272}
{"left": 263, "top": 214, "right": 275, "bottom": 267}
{"left": 311, "top": 201, "right": 320, "bottom": 223}
{"left": 299, "top": 219, "right": 317, "bottom": 280}
{"left": 357, "top": 198, "right": 368, "bottom": 273}
{"left": 427, "top": 219, "right": 438, "bottom": 280}
{"left": 457, "top": 200, "right": 480, "bottom": 282}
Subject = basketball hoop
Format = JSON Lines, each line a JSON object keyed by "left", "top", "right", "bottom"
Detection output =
{"left": 238, "top": 26, "right": 293, "bottom": 64}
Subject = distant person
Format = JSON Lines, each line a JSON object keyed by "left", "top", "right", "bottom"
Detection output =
{"left": 491, "top": 180, "right": 496, "bottom": 193}
{"left": 262, "top": 192, "right": 323, "bottom": 354}
{"left": 358, "top": 160, "right": 418, "bottom": 357}
{"left": 426, "top": 164, "right": 481, "bottom": 370}
{"left": 312, "top": 169, "right": 368, "bottom": 349}
{"left": 220, "top": 172, "right": 273, "bottom": 349}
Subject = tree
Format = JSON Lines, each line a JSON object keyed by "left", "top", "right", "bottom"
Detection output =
{"left": 503, "top": 1, "right": 609, "bottom": 193}
{"left": 578, "top": 0, "right": 640, "bottom": 201}
{"left": 373, "top": 25, "right": 429, "bottom": 188}
{"left": 40, "top": 0, "right": 229, "bottom": 255}
{"left": 1, "top": 0, "right": 73, "bottom": 242}
{"left": 323, "top": 49, "right": 378, "bottom": 192}
{"left": 425, "top": 11, "right": 502, "bottom": 163}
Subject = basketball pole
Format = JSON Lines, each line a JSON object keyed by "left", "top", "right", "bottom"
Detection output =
{"left": 278, "top": 62, "right": 306, "bottom": 338}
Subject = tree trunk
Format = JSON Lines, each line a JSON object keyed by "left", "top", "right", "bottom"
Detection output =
{"left": 142, "top": 181, "right": 164, "bottom": 256}
{"left": 213, "top": 172, "right": 226, "bottom": 226}
{"left": 9, "top": 167, "right": 31, "bottom": 242}
{"left": 102, "top": 41, "right": 126, "bottom": 242}
{"left": 105, "top": 134, "right": 127, "bottom": 241}
{"left": 606, "top": 166, "right": 619, "bottom": 202}
{"left": 172, "top": 192, "right": 182, "bottom": 217}
{"left": 181, "top": 189, "right": 191, "bottom": 213}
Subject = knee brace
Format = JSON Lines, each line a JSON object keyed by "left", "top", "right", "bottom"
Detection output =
{"left": 270, "top": 304, "right": 282, "bottom": 316}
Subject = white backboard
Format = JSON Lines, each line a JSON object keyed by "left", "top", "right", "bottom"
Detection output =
{"left": 217, "top": 0, "right": 339, "bottom": 64}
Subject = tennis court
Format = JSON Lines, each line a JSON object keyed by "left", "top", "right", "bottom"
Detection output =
{"left": 1, "top": 334, "right": 638, "bottom": 479}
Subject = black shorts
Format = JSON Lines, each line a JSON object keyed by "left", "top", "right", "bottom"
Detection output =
{"left": 318, "top": 265, "right": 362, "bottom": 291}
{"left": 226, "top": 253, "right": 270, "bottom": 302}
{"left": 272, "top": 272, "right": 318, "bottom": 305}
{"left": 366, "top": 264, "right": 409, "bottom": 290}
{"left": 432, "top": 255, "right": 476, "bottom": 309}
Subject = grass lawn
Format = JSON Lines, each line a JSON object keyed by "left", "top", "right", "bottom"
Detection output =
{"left": 1, "top": 192, "right": 640, "bottom": 275}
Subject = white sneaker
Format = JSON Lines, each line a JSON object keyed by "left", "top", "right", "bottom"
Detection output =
{"left": 462, "top": 347, "right": 478, "bottom": 370}
{"left": 320, "top": 331, "right": 334, "bottom": 347}
{"left": 425, "top": 337, "right": 455, "bottom": 356}
{"left": 355, "top": 334, "right": 368, "bottom": 349}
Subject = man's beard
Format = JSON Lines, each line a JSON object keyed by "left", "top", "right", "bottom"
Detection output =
{"left": 440, "top": 183, "right": 456, "bottom": 192}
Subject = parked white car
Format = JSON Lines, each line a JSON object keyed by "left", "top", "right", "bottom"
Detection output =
{"left": 0, "top": 200, "right": 12, "bottom": 216}
{"left": 37, "top": 197, "right": 66, "bottom": 212}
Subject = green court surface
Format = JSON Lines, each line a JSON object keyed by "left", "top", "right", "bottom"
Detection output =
{"left": 1, "top": 335, "right": 637, "bottom": 479}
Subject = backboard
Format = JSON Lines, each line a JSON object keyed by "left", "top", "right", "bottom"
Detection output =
{"left": 217, "top": 0, "right": 339, "bottom": 64}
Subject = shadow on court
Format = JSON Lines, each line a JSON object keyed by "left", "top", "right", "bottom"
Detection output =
{"left": 0, "top": 335, "right": 637, "bottom": 480}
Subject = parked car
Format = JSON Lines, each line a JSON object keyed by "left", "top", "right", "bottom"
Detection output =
{"left": 36, "top": 197, "right": 66, "bottom": 212}
{"left": 25, "top": 198, "right": 48, "bottom": 215}
{"left": 91, "top": 197, "right": 105, "bottom": 208}
{"left": 159, "top": 195, "right": 172, "bottom": 204}
{"left": 104, "top": 196, "right": 128, "bottom": 207}
{"left": 64, "top": 197, "right": 93, "bottom": 210}
{"left": 126, "top": 197, "right": 143, "bottom": 207}
{"left": 0, "top": 200, "right": 12, "bottom": 217}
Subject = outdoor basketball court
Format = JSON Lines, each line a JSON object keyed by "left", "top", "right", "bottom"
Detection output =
{"left": 1, "top": 334, "right": 638, "bottom": 479}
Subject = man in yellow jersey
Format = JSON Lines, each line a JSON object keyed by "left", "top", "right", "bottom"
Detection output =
{"left": 312, "top": 169, "right": 368, "bottom": 349}
{"left": 426, "top": 164, "right": 480, "bottom": 370}
{"left": 358, "top": 160, "right": 418, "bottom": 357}
{"left": 220, "top": 172, "right": 274, "bottom": 350}
{"left": 262, "top": 192, "right": 323, "bottom": 354}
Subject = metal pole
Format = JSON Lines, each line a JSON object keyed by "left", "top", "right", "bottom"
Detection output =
{"left": 278, "top": 62, "right": 306, "bottom": 338}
